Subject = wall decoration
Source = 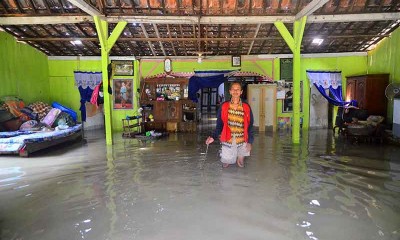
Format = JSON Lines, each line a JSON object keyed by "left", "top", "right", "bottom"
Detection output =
{"left": 113, "top": 79, "right": 133, "bottom": 109}
{"left": 282, "top": 81, "right": 303, "bottom": 113}
{"left": 112, "top": 60, "right": 134, "bottom": 76}
{"left": 277, "top": 117, "right": 291, "bottom": 129}
{"left": 280, "top": 58, "right": 293, "bottom": 80}
{"left": 164, "top": 58, "right": 172, "bottom": 73}
{"left": 276, "top": 80, "right": 286, "bottom": 99}
{"left": 232, "top": 56, "right": 241, "bottom": 67}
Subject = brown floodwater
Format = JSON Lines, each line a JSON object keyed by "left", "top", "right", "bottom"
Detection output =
{"left": 0, "top": 128, "right": 399, "bottom": 240}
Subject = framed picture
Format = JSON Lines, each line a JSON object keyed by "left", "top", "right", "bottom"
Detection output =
{"left": 232, "top": 56, "right": 241, "bottom": 67}
{"left": 282, "top": 81, "right": 303, "bottom": 113}
{"left": 113, "top": 79, "right": 133, "bottom": 109}
{"left": 280, "top": 58, "right": 293, "bottom": 80}
{"left": 112, "top": 60, "right": 134, "bottom": 76}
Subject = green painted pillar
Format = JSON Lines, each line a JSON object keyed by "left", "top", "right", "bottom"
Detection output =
{"left": 274, "top": 17, "right": 306, "bottom": 144}
{"left": 94, "top": 16, "right": 127, "bottom": 145}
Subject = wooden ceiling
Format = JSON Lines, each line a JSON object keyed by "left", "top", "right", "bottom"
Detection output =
{"left": 0, "top": 0, "right": 399, "bottom": 57}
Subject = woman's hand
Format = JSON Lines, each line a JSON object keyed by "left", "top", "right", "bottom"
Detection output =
{"left": 205, "top": 136, "right": 214, "bottom": 145}
{"left": 246, "top": 143, "right": 252, "bottom": 152}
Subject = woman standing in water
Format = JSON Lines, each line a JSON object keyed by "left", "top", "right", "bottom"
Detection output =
{"left": 205, "top": 81, "right": 254, "bottom": 168}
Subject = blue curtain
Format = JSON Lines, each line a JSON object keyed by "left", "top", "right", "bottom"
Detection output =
{"left": 313, "top": 84, "right": 357, "bottom": 107}
{"left": 307, "top": 70, "right": 357, "bottom": 107}
{"left": 188, "top": 70, "right": 234, "bottom": 102}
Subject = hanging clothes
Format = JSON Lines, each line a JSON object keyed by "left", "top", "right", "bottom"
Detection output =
{"left": 74, "top": 71, "right": 102, "bottom": 121}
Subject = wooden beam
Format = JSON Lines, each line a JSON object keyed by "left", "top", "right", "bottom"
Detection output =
{"left": 247, "top": 24, "right": 260, "bottom": 55}
{"left": 67, "top": 0, "right": 104, "bottom": 17}
{"left": 1, "top": 13, "right": 400, "bottom": 26}
{"left": 0, "top": 16, "right": 93, "bottom": 25}
{"left": 307, "top": 12, "right": 400, "bottom": 22}
{"left": 295, "top": 0, "right": 329, "bottom": 20}
{"left": 140, "top": 23, "right": 156, "bottom": 56}
{"left": 17, "top": 34, "right": 389, "bottom": 42}
{"left": 166, "top": 24, "right": 177, "bottom": 56}
{"left": 153, "top": 23, "right": 166, "bottom": 56}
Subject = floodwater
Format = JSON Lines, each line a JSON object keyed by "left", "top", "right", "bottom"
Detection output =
{"left": 0, "top": 127, "right": 399, "bottom": 240}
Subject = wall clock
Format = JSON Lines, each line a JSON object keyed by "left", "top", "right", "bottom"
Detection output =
{"left": 164, "top": 58, "right": 172, "bottom": 74}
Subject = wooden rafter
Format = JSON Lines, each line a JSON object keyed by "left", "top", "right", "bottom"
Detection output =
{"left": 167, "top": 24, "right": 177, "bottom": 56}
{"left": 67, "top": 0, "right": 103, "bottom": 16}
{"left": 140, "top": 23, "right": 156, "bottom": 56}
{"left": 247, "top": 23, "right": 260, "bottom": 55}
{"left": 296, "top": 0, "right": 330, "bottom": 20}
{"left": 179, "top": 24, "right": 188, "bottom": 56}
{"left": 153, "top": 23, "right": 166, "bottom": 56}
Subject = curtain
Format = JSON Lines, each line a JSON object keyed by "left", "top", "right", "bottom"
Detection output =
{"left": 306, "top": 70, "right": 357, "bottom": 107}
{"left": 188, "top": 70, "right": 237, "bottom": 101}
{"left": 74, "top": 71, "right": 102, "bottom": 121}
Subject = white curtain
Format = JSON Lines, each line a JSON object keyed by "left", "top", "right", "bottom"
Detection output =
{"left": 74, "top": 71, "right": 102, "bottom": 90}
{"left": 307, "top": 71, "right": 342, "bottom": 89}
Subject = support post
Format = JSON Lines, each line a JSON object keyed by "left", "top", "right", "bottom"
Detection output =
{"left": 274, "top": 16, "right": 307, "bottom": 144}
{"left": 94, "top": 16, "right": 127, "bottom": 145}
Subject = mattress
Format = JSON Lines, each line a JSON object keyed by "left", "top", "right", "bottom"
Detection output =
{"left": 0, "top": 124, "right": 82, "bottom": 154}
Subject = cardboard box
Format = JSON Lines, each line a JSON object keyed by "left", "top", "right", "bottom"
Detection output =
{"left": 166, "top": 121, "right": 178, "bottom": 132}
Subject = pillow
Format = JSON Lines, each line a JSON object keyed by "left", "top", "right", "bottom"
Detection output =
{"left": 20, "top": 120, "right": 40, "bottom": 131}
{"left": 41, "top": 108, "right": 62, "bottom": 127}
{"left": 52, "top": 112, "right": 76, "bottom": 128}
{"left": 29, "top": 102, "right": 52, "bottom": 121}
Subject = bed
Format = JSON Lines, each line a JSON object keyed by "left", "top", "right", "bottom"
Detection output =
{"left": 0, "top": 124, "right": 83, "bottom": 157}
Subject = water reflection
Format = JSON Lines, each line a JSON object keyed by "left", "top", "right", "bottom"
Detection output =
{"left": 0, "top": 129, "right": 398, "bottom": 240}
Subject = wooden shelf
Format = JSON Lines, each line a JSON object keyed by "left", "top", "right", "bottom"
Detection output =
{"left": 140, "top": 77, "right": 197, "bottom": 132}
{"left": 122, "top": 118, "right": 142, "bottom": 137}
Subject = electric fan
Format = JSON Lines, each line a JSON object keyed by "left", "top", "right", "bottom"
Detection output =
{"left": 385, "top": 83, "right": 400, "bottom": 100}
{"left": 385, "top": 83, "right": 400, "bottom": 138}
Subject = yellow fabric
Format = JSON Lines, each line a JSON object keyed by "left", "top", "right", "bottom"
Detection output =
{"left": 227, "top": 103, "right": 245, "bottom": 145}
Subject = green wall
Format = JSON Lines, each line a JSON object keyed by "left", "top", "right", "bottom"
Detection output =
{"left": 0, "top": 31, "right": 49, "bottom": 104}
{"left": 141, "top": 56, "right": 367, "bottom": 130}
{"left": 367, "top": 26, "right": 400, "bottom": 123}
{"left": 299, "top": 56, "right": 368, "bottom": 128}
{"left": 48, "top": 59, "right": 140, "bottom": 131}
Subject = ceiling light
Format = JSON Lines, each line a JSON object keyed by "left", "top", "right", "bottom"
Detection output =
{"left": 71, "top": 40, "right": 82, "bottom": 45}
{"left": 312, "top": 38, "right": 323, "bottom": 45}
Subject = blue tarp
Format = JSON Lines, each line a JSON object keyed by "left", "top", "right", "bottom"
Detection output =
{"left": 188, "top": 70, "right": 234, "bottom": 102}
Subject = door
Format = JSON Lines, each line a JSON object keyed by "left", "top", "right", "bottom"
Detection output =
{"left": 309, "top": 86, "right": 329, "bottom": 129}
{"left": 356, "top": 79, "right": 366, "bottom": 109}
{"left": 261, "top": 85, "right": 277, "bottom": 131}
{"left": 247, "top": 85, "right": 261, "bottom": 127}
{"left": 247, "top": 84, "right": 276, "bottom": 132}
{"left": 346, "top": 79, "right": 356, "bottom": 102}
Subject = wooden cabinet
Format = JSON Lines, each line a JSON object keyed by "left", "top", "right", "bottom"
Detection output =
{"left": 140, "top": 77, "right": 197, "bottom": 132}
{"left": 346, "top": 74, "right": 389, "bottom": 117}
{"left": 247, "top": 84, "right": 277, "bottom": 131}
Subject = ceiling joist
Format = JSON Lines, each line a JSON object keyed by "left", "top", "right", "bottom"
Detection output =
{"left": 18, "top": 34, "right": 390, "bottom": 42}
{"left": 295, "top": 0, "right": 329, "bottom": 20}
{"left": 1, "top": 13, "right": 400, "bottom": 26}
{"left": 67, "top": 0, "right": 104, "bottom": 18}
